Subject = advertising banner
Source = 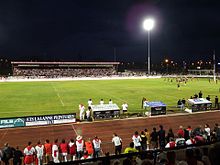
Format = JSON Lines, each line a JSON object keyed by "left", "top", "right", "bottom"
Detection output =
{"left": 91, "top": 104, "right": 119, "bottom": 112}
{"left": 0, "top": 118, "right": 25, "bottom": 128}
{"left": 25, "top": 113, "right": 76, "bottom": 126}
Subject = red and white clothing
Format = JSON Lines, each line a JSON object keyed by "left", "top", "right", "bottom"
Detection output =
{"left": 76, "top": 139, "right": 84, "bottom": 152}
{"left": 60, "top": 143, "right": 68, "bottom": 162}
{"left": 68, "top": 142, "right": 76, "bottom": 160}
{"left": 35, "top": 144, "right": 44, "bottom": 165}
{"left": 132, "top": 135, "right": 141, "bottom": 147}
{"left": 24, "top": 146, "right": 35, "bottom": 165}
{"left": 186, "top": 138, "right": 196, "bottom": 145}
{"left": 165, "top": 141, "right": 176, "bottom": 149}
{"left": 52, "top": 143, "right": 59, "bottom": 163}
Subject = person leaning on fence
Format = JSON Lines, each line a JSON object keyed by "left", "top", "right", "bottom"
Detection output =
{"left": 92, "top": 136, "right": 102, "bottom": 158}
{"left": 112, "top": 133, "right": 122, "bottom": 155}
{"left": 76, "top": 135, "right": 84, "bottom": 159}
{"left": 68, "top": 139, "right": 76, "bottom": 161}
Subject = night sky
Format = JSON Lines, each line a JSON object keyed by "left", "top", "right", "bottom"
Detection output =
{"left": 0, "top": 0, "right": 219, "bottom": 63}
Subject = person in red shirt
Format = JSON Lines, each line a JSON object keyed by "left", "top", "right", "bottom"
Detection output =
{"left": 85, "top": 139, "right": 94, "bottom": 157}
{"left": 44, "top": 139, "right": 52, "bottom": 164}
{"left": 59, "top": 139, "right": 68, "bottom": 162}
{"left": 177, "top": 126, "right": 185, "bottom": 138}
{"left": 68, "top": 139, "right": 76, "bottom": 161}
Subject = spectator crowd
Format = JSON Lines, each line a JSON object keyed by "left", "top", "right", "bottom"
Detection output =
{"left": 1, "top": 122, "right": 220, "bottom": 165}
{"left": 13, "top": 67, "right": 117, "bottom": 78}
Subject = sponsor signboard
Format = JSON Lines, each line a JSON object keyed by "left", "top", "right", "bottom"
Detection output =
{"left": 25, "top": 113, "right": 76, "bottom": 126}
{"left": 91, "top": 104, "right": 120, "bottom": 119}
{"left": 0, "top": 118, "right": 25, "bottom": 128}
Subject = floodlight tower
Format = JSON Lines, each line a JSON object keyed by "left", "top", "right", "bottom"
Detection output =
{"left": 143, "top": 18, "right": 155, "bottom": 75}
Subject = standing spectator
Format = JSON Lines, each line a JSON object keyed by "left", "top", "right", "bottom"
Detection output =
{"left": 122, "top": 102, "right": 128, "bottom": 113}
{"left": 23, "top": 141, "right": 35, "bottom": 165}
{"left": 52, "top": 139, "right": 59, "bottom": 163}
{"left": 100, "top": 99, "right": 104, "bottom": 105}
{"left": 92, "top": 136, "right": 102, "bottom": 158}
{"left": 2, "top": 143, "right": 14, "bottom": 165}
{"left": 88, "top": 99, "right": 93, "bottom": 107}
{"left": 112, "top": 133, "right": 122, "bottom": 155}
{"left": 150, "top": 127, "right": 158, "bottom": 149}
{"left": 144, "top": 129, "right": 150, "bottom": 150}
{"left": 158, "top": 125, "right": 166, "bottom": 149}
{"left": 140, "top": 131, "right": 147, "bottom": 151}
{"left": 186, "top": 126, "right": 193, "bottom": 137}
{"left": 166, "top": 128, "right": 174, "bottom": 143}
{"left": 59, "top": 139, "right": 68, "bottom": 162}
{"left": 79, "top": 104, "right": 85, "bottom": 121}
{"left": 85, "top": 138, "right": 94, "bottom": 157}
{"left": 132, "top": 131, "right": 142, "bottom": 151}
{"left": 13, "top": 146, "right": 23, "bottom": 165}
{"left": 44, "top": 139, "right": 52, "bottom": 164}
{"left": 216, "top": 125, "right": 220, "bottom": 141}
{"left": 76, "top": 135, "right": 84, "bottom": 159}
{"left": 68, "top": 139, "right": 76, "bottom": 161}
{"left": 204, "top": 124, "right": 211, "bottom": 142}
{"left": 35, "top": 141, "right": 44, "bottom": 165}
{"left": 177, "top": 99, "right": 183, "bottom": 110}
{"left": 109, "top": 99, "right": 113, "bottom": 104}
{"left": 215, "top": 96, "right": 219, "bottom": 108}
{"left": 177, "top": 126, "right": 185, "bottom": 138}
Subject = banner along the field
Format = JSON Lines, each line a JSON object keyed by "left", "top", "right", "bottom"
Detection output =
{"left": 25, "top": 113, "right": 76, "bottom": 126}
{"left": 0, "top": 118, "right": 25, "bottom": 128}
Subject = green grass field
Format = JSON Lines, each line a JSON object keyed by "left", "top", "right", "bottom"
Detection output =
{"left": 0, "top": 78, "right": 219, "bottom": 118}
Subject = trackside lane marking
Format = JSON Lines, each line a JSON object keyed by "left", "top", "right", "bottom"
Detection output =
{"left": 71, "top": 125, "right": 79, "bottom": 136}
{"left": 0, "top": 129, "right": 8, "bottom": 142}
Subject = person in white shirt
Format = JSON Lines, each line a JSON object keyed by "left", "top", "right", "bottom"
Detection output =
{"left": 79, "top": 104, "right": 85, "bottom": 121}
{"left": 24, "top": 142, "right": 35, "bottom": 165}
{"left": 132, "top": 131, "right": 142, "bottom": 151}
{"left": 52, "top": 139, "right": 59, "bottom": 163}
{"left": 92, "top": 136, "right": 102, "bottom": 158}
{"left": 86, "top": 108, "right": 91, "bottom": 121}
{"left": 122, "top": 102, "right": 128, "bottom": 112}
{"left": 112, "top": 133, "right": 122, "bottom": 155}
{"left": 76, "top": 135, "right": 84, "bottom": 159}
{"left": 88, "top": 99, "right": 93, "bottom": 107}
{"left": 100, "top": 99, "right": 104, "bottom": 105}
{"left": 109, "top": 99, "right": 113, "bottom": 104}
{"left": 35, "top": 141, "right": 44, "bottom": 165}
{"left": 186, "top": 135, "right": 196, "bottom": 145}
{"left": 204, "top": 124, "right": 211, "bottom": 142}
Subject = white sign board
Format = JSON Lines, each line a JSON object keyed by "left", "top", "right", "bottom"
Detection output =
{"left": 91, "top": 104, "right": 119, "bottom": 112}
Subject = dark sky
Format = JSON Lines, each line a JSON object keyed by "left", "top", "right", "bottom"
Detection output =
{"left": 0, "top": 0, "right": 219, "bottom": 63}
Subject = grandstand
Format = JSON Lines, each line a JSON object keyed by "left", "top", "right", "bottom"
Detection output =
{"left": 11, "top": 61, "right": 120, "bottom": 78}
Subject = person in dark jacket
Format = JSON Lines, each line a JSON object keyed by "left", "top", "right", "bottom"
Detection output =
{"left": 150, "top": 127, "right": 158, "bottom": 149}
{"left": 13, "top": 146, "right": 23, "bottom": 165}
{"left": 158, "top": 125, "right": 166, "bottom": 149}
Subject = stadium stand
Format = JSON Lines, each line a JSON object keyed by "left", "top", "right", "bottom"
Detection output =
{"left": 11, "top": 61, "right": 119, "bottom": 78}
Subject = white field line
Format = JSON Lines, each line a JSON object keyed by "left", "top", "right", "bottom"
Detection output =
{"left": 51, "top": 83, "right": 65, "bottom": 107}
{"left": 71, "top": 124, "right": 79, "bottom": 136}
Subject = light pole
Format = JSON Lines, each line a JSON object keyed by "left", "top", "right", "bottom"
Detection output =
{"left": 143, "top": 18, "right": 155, "bottom": 75}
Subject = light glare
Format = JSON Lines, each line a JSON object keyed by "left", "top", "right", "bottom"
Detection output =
{"left": 143, "top": 18, "right": 155, "bottom": 31}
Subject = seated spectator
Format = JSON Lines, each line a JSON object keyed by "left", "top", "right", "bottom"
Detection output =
{"left": 81, "top": 150, "right": 92, "bottom": 160}
{"left": 175, "top": 135, "right": 186, "bottom": 147}
{"left": 165, "top": 137, "right": 176, "bottom": 149}
{"left": 186, "top": 135, "right": 196, "bottom": 145}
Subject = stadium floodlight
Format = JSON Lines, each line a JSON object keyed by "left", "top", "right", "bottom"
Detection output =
{"left": 143, "top": 18, "right": 155, "bottom": 75}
